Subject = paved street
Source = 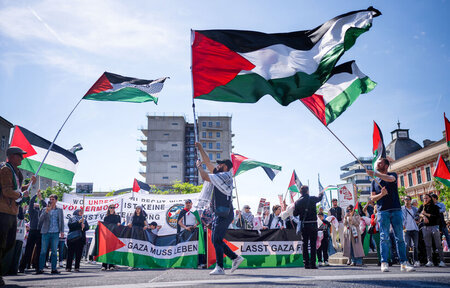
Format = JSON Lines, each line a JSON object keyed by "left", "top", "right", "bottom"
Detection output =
{"left": 4, "top": 262, "right": 450, "bottom": 288}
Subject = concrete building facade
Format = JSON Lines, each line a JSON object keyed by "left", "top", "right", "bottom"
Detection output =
{"left": 340, "top": 157, "right": 373, "bottom": 202}
{"left": 139, "top": 115, "right": 232, "bottom": 187}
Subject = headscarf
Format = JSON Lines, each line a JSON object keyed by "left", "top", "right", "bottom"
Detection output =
{"left": 240, "top": 208, "right": 254, "bottom": 223}
{"left": 70, "top": 209, "right": 83, "bottom": 224}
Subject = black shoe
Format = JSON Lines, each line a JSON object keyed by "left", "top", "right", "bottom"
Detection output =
{"left": 0, "top": 277, "right": 4, "bottom": 286}
{"left": 304, "top": 265, "right": 310, "bottom": 269}
{"left": 18, "top": 269, "right": 25, "bottom": 273}
{"left": 51, "top": 270, "right": 60, "bottom": 274}
{"left": 35, "top": 270, "right": 44, "bottom": 275}
{"left": 74, "top": 268, "right": 80, "bottom": 272}
{"left": 65, "top": 268, "right": 71, "bottom": 272}
{"left": 310, "top": 266, "right": 318, "bottom": 269}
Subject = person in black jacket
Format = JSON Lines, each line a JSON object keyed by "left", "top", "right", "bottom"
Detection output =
{"left": 19, "top": 190, "right": 46, "bottom": 273}
{"left": 293, "top": 185, "right": 323, "bottom": 269}
{"left": 101, "top": 204, "right": 121, "bottom": 271}
{"left": 317, "top": 212, "right": 331, "bottom": 266}
{"left": 418, "top": 193, "right": 446, "bottom": 267}
{"left": 66, "top": 209, "right": 89, "bottom": 272}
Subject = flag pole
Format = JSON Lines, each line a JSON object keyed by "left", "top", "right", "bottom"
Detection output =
{"left": 300, "top": 102, "right": 382, "bottom": 188}
{"left": 26, "top": 98, "right": 83, "bottom": 193}
{"left": 233, "top": 176, "right": 243, "bottom": 227}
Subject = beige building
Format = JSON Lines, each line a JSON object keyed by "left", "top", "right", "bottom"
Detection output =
{"left": 0, "top": 116, "right": 14, "bottom": 163}
{"left": 139, "top": 115, "right": 233, "bottom": 187}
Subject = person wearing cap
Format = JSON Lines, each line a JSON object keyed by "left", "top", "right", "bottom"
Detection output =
{"left": 236, "top": 205, "right": 254, "bottom": 229}
{"left": 177, "top": 199, "right": 198, "bottom": 234}
{"left": 148, "top": 221, "right": 161, "bottom": 235}
{"left": 0, "top": 147, "right": 36, "bottom": 284}
{"left": 195, "top": 142, "right": 244, "bottom": 275}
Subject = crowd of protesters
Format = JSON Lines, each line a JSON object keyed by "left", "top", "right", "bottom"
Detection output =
{"left": 0, "top": 148, "right": 448, "bottom": 283}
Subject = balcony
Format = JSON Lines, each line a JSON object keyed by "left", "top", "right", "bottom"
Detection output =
{"left": 355, "top": 179, "right": 371, "bottom": 185}
{"left": 137, "top": 148, "right": 147, "bottom": 157}
{"left": 340, "top": 158, "right": 372, "bottom": 171}
{"left": 139, "top": 158, "right": 147, "bottom": 166}
{"left": 139, "top": 169, "right": 146, "bottom": 178}
{"left": 340, "top": 169, "right": 367, "bottom": 179}
{"left": 138, "top": 138, "right": 147, "bottom": 146}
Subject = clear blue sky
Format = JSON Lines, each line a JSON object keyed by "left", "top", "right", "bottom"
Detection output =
{"left": 1, "top": 0, "right": 449, "bottom": 210}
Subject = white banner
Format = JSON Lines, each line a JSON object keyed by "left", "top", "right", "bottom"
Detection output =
{"left": 59, "top": 192, "right": 200, "bottom": 238}
{"left": 337, "top": 183, "right": 356, "bottom": 212}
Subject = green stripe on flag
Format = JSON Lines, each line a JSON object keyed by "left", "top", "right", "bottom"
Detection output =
{"left": 97, "top": 251, "right": 198, "bottom": 269}
{"left": 436, "top": 177, "right": 450, "bottom": 188}
{"left": 19, "top": 158, "right": 75, "bottom": 185}
{"left": 222, "top": 254, "right": 304, "bottom": 268}
{"left": 84, "top": 87, "right": 158, "bottom": 103}
{"left": 288, "top": 184, "right": 299, "bottom": 193}
{"left": 235, "top": 160, "right": 281, "bottom": 177}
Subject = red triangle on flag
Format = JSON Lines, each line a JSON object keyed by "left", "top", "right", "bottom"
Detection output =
{"left": 206, "top": 228, "right": 240, "bottom": 268}
{"left": 433, "top": 155, "right": 450, "bottom": 180}
{"left": 192, "top": 31, "right": 256, "bottom": 98}
{"left": 94, "top": 222, "right": 126, "bottom": 260}
{"left": 132, "top": 178, "right": 140, "bottom": 192}
{"left": 10, "top": 126, "right": 37, "bottom": 159}
{"left": 83, "top": 72, "right": 113, "bottom": 97}
{"left": 300, "top": 94, "right": 327, "bottom": 126}
{"left": 231, "top": 153, "right": 248, "bottom": 176}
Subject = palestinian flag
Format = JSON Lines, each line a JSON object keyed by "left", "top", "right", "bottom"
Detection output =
{"left": 445, "top": 113, "right": 450, "bottom": 147}
{"left": 372, "top": 121, "right": 386, "bottom": 169}
{"left": 288, "top": 170, "right": 302, "bottom": 202}
{"left": 132, "top": 178, "right": 151, "bottom": 193}
{"left": 433, "top": 155, "right": 450, "bottom": 187}
{"left": 192, "top": 7, "right": 380, "bottom": 106}
{"left": 300, "top": 61, "right": 376, "bottom": 126}
{"left": 10, "top": 126, "right": 78, "bottom": 185}
{"left": 207, "top": 228, "right": 304, "bottom": 268}
{"left": 231, "top": 153, "right": 281, "bottom": 180}
{"left": 318, "top": 175, "right": 330, "bottom": 210}
{"left": 93, "top": 222, "right": 200, "bottom": 269}
{"left": 83, "top": 72, "right": 168, "bottom": 104}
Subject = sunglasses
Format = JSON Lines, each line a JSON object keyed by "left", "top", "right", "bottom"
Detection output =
{"left": 109, "top": 207, "right": 115, "bottom": 209}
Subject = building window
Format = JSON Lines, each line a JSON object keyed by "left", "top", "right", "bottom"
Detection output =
{"left": 202, "top": 122, "right": 206, "bottom": 127}
{"left": 216, "top": 142, "right": 220, "bottom": 149}
{"left": 1, "top": 136, "right": 5, "bottom": 150}
{"left": 202, "top": 142, "right": 206, "bottom": 148}
{"left": 202, "top": 132, "right": 206, "bottom": 138}
{"left": 163, "top": 154, "right": 169, "bottom": 158}
{"left": 400, "top": 175, "right": 405, "bottom": 187}
{"left": 171, "top": 165, "right": 177, "bottom": 168}
{"left": 216, "top": 153, "right": 221, "bottom": 159}
{"left": 216, "top": 121, "right": 221, "bottom": 127}
{"left": 216, "top": 132, "right": 221, "bottom": 138}
{"left": 416, "top": 170, "right": 422, "bottom": 185}
{"left": 407, "top": 173, "right": 413, "bottom": 187}
{"left": 171, "top": 122, "right": 178, "bottom": 125}
{"left": 209, "top": 153, "right": 213, "bottom": 160}
{"left": 208, "top": 122, "right": 213, "bottom": 127}
{"left": 162, "top": 176, "right": 169, "bottom": 180}
{"left": 171, "top": 144, "right": 178, "bottom": 147}
{"left": 425, "top": 166, "right": 431, "bottom": 182}
{"left": 208, "top": 142, "right": 213, "bottom": 149}
{"left": 208, "top": 132, "right": 212, "bottom": 138}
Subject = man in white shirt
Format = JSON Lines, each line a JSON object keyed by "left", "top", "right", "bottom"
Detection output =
{"left": 402, "top": 196, "right": 420, "bottom": 267}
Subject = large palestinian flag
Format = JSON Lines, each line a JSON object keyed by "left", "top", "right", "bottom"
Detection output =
{"left": 93, "top": 222, "right": 200, "bottom": 269}
{"left": 10, "top": 126, "right": 78, "bottom": 185}
{"left": 231, "top": 153, "right": 281, "bottom": 180}
{"left": 192, "top": 7, "right": 380, "bottom": 106}
{"left": 444, "top": 113, "right": 450, "bottom": 148}
{"left": 83, "top": 72, "right": 168, "bottom": 104}
{"left": 433, "top": 155, "right": 450, "bottom": 187}
{"left": 372, "top": 121, "right": 386, "bottom": 169}
{"left": 301, "top": 61, "right": 376, "bottom": 126}
{"left": 207, "top": 228, "right": 304, "bottom": 268}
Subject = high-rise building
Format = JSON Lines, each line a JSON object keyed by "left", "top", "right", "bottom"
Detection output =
{"left": 139, "top": 115, "right": 232, "bottom": 187}
{"left": 340, "top": 157, "right": 373, "bottom": 201}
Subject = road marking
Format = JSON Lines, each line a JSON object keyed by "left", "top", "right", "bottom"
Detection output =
{"left": 77, "top": 272, "right": 450, "bottom": 288}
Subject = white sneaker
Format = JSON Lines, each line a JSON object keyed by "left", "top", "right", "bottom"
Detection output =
{"left": 414, "top": 261, "right": 421, "bottom": 267}
{"left": 425, "top": 261, "right": 434, "bottom": 267}
{"left": 59, "top": 261, "right": 64, "bottom": 268}
{"left": 318, "top": 262, "right": 323, "bottom": 267}
{"left": 381, "top": 262, "right": 389, "bottom": 272}
{"left": 209, "top": 266, "right": 225, "bottom": 275}
{"left": 400, "top": 262, "right": 415, "bottom": 272}
{"left": 324, "top": 261, "right": 330, "bottom": 266}
{"left": 230, "top": 256, "right": 244, "bottom": 273}
{"left": 439, "top": 261, "right": 446, "bottom": 267}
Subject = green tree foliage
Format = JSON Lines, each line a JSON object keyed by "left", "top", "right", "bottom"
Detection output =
{"left": 41, "top": 183, "right": 73, "bottom": 201}
{"left": 434, "top": 178, "right": 450, "bottom": 209}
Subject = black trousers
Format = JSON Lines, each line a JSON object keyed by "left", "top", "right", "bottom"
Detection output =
{"left": 66, "top": 240, "right": 83, "bottom": 270}
{"left": 19, "top": 229, "right": 41, "bottom": 271}
{"left": 302, "top": 223, "right": 318, "bottom": 268}
{"left": 317, "top": 236, "right": 329, "bottom": 262}
{"left": 0, "top": 213, "right": 17, "bottom": 275}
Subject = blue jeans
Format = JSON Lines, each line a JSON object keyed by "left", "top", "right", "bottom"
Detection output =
{"left": 378, "top": 210, "right": 407, "bottom": 263}
{"left": 58, "top": 239, "right": 66, "bottom": 262}
{"left": 212, "top": 209, "right": 237, "bottom": 268}
{"left": 40, "top": 233, "right": 59, "bottom": 270}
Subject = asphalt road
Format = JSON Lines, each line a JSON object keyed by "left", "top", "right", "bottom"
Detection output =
{"left": 4, "top": 262, "right": 450, "bottom": 288}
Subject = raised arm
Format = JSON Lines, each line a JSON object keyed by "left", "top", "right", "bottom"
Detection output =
{"left": 195, "top": 142, "right": 215, "bottom": 173}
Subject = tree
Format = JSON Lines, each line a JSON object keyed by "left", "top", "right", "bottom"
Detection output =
{"left": 171, "top": 181, "right": 203, "bottom": 194}
{"left": 434, "top": 179, "right": 450, "bottom": 209}
{"left": 41, "top": 183, "right": 73, "bottom": 201}
{"left": 398, "top": 186, "right": 407, "bottom": 206}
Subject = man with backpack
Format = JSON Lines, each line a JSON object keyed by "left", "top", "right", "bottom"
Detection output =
{"left": 195, "top": 142, "right": 244, "bottom": 276}
{"left": 0, "top": 147, "right": 35, "bottom": 285}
